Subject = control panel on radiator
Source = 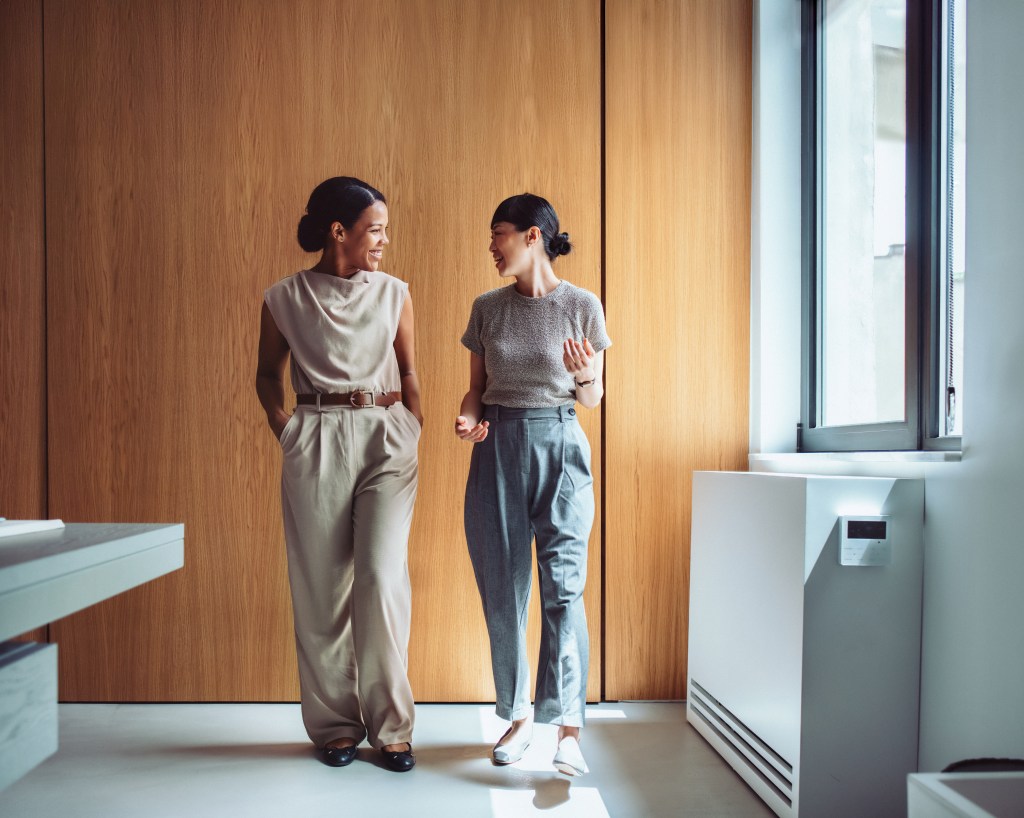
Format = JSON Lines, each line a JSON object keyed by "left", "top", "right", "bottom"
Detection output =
{"left": 838, "top": 515, "right": 891, "bottom": 566}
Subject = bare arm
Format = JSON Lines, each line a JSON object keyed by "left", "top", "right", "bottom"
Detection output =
{"left": 455, "top": 352, "right": 489, "bottom": 442}
{"left": 393, "top": 292, "right": 423, "bottom": 426}
{"left": 255, "top": 302, "right": 291, "bottom": 439}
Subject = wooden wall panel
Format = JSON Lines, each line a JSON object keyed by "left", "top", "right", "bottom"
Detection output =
{"left": 1, "top": 1, "right": 48, "bottom": 646}
{"left": 604, "top": 0, "right": 752, "bottom": 699}
{"left": 1, "top": 0, "right": 46, "bottom": 526}
{"left": 45, "top": 0, "right": 601, "bottom": 702}
{"left": 388, "top": 0, "right": 603, "bottom": 704}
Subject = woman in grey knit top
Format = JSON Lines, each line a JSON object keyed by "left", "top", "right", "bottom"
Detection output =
{"left": 456, "top": 193, "right": 611, "bottom": 777}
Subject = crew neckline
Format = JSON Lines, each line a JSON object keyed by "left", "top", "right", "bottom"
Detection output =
{"left": 508, "top": 280, "right": 565, "bottom": 302}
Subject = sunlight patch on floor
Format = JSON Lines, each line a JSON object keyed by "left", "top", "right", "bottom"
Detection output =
{"left": 489, "top": 786, "right": 611, "bottom": 818}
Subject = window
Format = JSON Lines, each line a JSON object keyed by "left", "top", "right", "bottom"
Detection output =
{"left": 940, "top": 0, "right": 966, "bottom": 438}
{"left": 800, "top": 0, "right": 965, "bottom": 452}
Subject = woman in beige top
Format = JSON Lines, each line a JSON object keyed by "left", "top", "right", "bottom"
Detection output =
{"left": 256, "top": 177, "right": 421, "bottom": 772}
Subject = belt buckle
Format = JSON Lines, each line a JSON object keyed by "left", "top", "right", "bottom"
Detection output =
{"left": 350, "top": 389, "right": 375, "bottom": 408}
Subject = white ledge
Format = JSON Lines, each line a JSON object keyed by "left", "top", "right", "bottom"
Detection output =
{"left": 749, "top": 450, "right": 961, "bottom": 479}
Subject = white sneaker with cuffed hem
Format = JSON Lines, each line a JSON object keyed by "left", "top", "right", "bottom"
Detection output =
{"left": 553, "top": 736, "right": 589, "bottom": 776}
{"left": 492, "top": 724, "right": 532, "bottom": 765}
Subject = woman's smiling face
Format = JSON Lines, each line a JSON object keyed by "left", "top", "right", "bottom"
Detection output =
{"left": 337, "top": 200, "right": 390, "bottom": 272}
{"left": 489, "top": 221, "right": 533, "bottom": 278}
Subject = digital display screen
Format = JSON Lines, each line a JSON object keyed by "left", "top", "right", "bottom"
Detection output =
{"left": 847, "top": 520, "right": 887, "bottom": 540}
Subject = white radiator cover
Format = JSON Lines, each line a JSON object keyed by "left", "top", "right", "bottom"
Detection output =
{"left": 687, "top": 472, "right": 924, "bottom": 817}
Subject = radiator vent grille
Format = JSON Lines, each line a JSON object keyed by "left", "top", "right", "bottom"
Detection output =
{"left": 689, "top": 679, "right": 794, "bottom": 807}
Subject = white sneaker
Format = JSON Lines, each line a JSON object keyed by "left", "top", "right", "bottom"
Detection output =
{"left": 553, "top": 736, "right": 589, "bottom": 776}
{"left": 492, "top": 723, "right": 533, "bottom": 765}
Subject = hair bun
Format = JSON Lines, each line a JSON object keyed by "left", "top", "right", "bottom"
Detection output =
{"left": 554, "top": 232, "right": 572, "bottom": 256}
{"left": 297, "top": 213, "right": 326, "bottom": 252}
{"left": 490, "top": 193, "right": 569, "bottom": 261}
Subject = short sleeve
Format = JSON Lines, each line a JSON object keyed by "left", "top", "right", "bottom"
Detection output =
{"left": 581, "top": 291, "right": 612, "bottom": 353}
{"left": 461, "top": 299, "right": 485, "bottom": 356}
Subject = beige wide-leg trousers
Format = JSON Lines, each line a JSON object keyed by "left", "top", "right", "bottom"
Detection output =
{"left": 278, "top": 401, "right": 420, "bottom": 749}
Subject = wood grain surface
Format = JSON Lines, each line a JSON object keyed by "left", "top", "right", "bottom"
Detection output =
{"left": 34, "top": 0, "right": 752, "bottom": 703}
{"left": 603, "top": 0, "right": 752, "bottom": 699}
{"left": 1, "top": 0, "right": 47, "bottom": 526}
{"left": 1, "top": 1, "right": 48, "bottom": 647}
{"left": 44, "top": 0, "right": 602, "bottom": 702}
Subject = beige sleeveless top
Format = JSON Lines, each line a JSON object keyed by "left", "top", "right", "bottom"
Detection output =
{"left": 264, "top": 269, "right": 408, "bottom": 395}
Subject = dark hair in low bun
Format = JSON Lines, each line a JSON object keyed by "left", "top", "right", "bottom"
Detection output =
{"left": 296, "top": 214, "right": 324, "bottom": 253}
{"left": 551, "top": 232, "right": 572, "bottom": 257}
{"left": 491, "top": 193, "right": 572, "bottom": 261}
{"left": 296, "top": 176, "right": 386, "bottom": 253}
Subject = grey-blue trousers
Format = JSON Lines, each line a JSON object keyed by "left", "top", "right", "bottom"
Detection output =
{"left": 464, "top": 404, "right": 593, "bottom": 727}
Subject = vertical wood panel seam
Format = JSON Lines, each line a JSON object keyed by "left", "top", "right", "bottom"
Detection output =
{"left": 599, "top": 0, "right": 608, "bottom": 703}
{"left": 40, "top": 0, "right": 50, "bottom": 646}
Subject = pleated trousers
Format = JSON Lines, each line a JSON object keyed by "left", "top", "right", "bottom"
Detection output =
{"left": 278, "top": 401, "right": 419, "bottom": 749}
{"left": 464, "top": 404, "right": 594, "bottom": 727}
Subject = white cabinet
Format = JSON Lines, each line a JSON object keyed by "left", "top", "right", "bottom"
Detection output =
{"left": 687, "top": 472, "right": 923, "bottom": 817}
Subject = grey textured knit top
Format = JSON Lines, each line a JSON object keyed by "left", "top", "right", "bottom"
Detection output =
{"left": 461, "top": 281, "right": 611, "bottom": 408}
{"left": 264, "top": 269, "right": 407, "bottom": 395}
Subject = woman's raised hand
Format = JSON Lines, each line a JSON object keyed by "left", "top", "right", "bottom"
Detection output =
{"left": 455, "top": 415, "right": 489, "bottom": 443}
{"left": 563, "top": 338, "right": 596, "bottom": 381}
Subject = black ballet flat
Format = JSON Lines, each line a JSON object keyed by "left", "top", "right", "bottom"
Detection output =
{"left": 319, "top": 743, "right": 359, "bottom": 767}
{"left": 380, "top": 743, "right": 415, "bottom": 772}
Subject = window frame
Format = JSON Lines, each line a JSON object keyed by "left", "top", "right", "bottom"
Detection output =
{"left": 800, "top": 0, "right": 961, "bottom": 453}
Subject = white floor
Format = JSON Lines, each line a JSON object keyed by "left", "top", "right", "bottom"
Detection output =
{"left": 1, "top": 702, "right": 774, "bottom": 818}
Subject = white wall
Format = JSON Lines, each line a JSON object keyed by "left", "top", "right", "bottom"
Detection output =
{"left": 916, "top": 0, "right": 1024, "bottom": 771}
{"left": 751, "top": 0, "right": 1024, "bottom": 772}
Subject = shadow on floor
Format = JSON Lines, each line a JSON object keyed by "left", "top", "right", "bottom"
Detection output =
{"left": 147, "top": 742, "right": 312, "bottom": 760}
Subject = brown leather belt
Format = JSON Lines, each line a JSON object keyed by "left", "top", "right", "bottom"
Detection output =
{"left": 296, "top": 391, "right": 402, "bottom": 409}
